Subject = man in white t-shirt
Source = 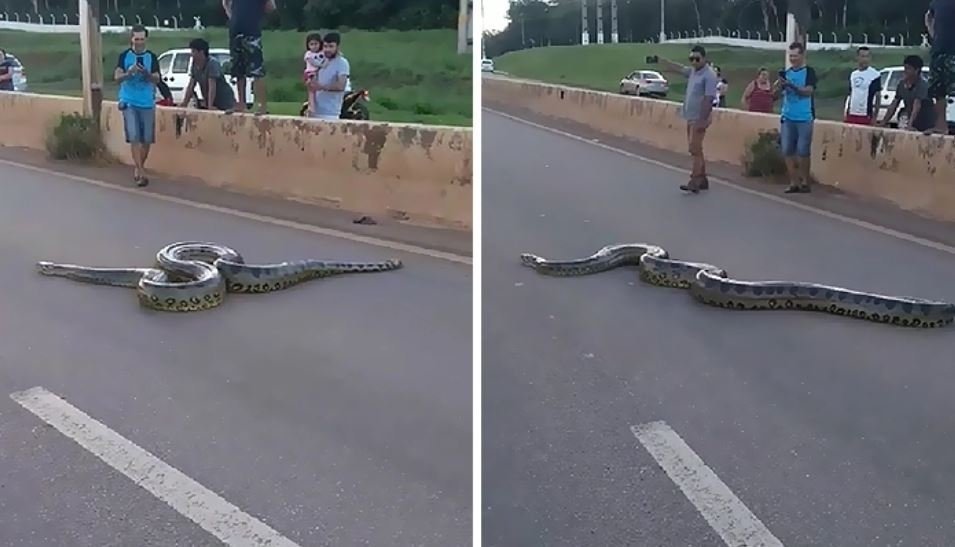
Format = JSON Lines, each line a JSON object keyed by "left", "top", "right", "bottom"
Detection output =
{"left": 845, "top": 46, "right": 882, "bottom": 125}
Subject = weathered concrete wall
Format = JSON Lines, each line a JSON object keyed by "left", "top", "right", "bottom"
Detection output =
{"left": 485, "top": 77, "right": 955, "bottom": 223}
{"left": 0, "top": 92, "right": 84, "bottom": 149}
{"left": 0, "top": 92, "right": 472, "bottom": 230}
{"left": 100, "top": 104, "right": 473, "bottom": 229}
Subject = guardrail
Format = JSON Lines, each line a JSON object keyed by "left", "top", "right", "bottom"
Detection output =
{"left": 0, "top": 13, "right": 201, "bottom": 33}
{"left": 656, "top": 29, "right": 927, "bottom": 51}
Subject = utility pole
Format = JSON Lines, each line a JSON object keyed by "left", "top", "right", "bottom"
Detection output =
{"left": 521, "top": 14, "right": 526, "bottom": 47}
{"left": 596, "top": 0, "right": 604, "bottom": 44}
{"left": 610, "top": 0, "right": 618, "bottom": 43}
{"left": 659, "top": 0, "right": 666, "bottom": 42}
{"left": 581, "top": 0, "right": 589, "bottom": 45}
{"left": 78, "top": 0, "right": 103, "bottom": 121}
{"left": 786, "top": 0, "right": 810, "bottom": 67}
{"left": 457, "top": 0, "right": 471, "bottom": 54}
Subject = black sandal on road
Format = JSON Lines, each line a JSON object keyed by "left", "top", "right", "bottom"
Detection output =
{"left": 137, "top": 176, "right": 149, "bottom": 187}
{"left": 784, "top": 184, "right": 810, "bottom": 194}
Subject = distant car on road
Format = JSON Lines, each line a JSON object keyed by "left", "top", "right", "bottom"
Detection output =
{"left": 481, "top": 58, "right": 495, "bottom": 73}
{"left": 619, "top": 70, "right": 668, "bottom": 98}
{"left": 156, "top": 47, "right": 253, "bottom": 109}
{"left": 2, "top": 53, "right": 28, "bottom": 92}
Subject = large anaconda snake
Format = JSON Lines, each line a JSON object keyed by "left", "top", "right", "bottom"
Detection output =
{"left": 520, "top": 244, "right": 955, "bottom": 328}
{"left": 37, "top": 241, "right": 402, "bottom": 312}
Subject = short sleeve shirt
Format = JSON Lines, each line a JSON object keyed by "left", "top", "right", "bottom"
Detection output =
{"left": 230, "top": 0, "right": 267, "bottom": 37}
{"left": 313, "top": 55, "right": 351, "bottom": 118}
{"left": 681, "top": 65, "right": 719, "bottom": 122}
{"left": 190, "top": 57, "right": 236, "bottom": 110}
{"left": 896, "top": 77, "right": 936, "bottom": 131}
{"left": 847, "top": 67, "right": 881, "bottom": 117}
{"left": 781, "top": 65, "right": 818, "bottom": 122}
{"left": 116, "top": 48, "right": 160, "bottom": 109}
{"left": 930, "top": 0, "right": 955, "bottom": 54}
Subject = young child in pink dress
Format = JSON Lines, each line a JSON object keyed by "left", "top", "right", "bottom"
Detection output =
{"left": 303, "top": 33, "right": 326, "bottom": 116}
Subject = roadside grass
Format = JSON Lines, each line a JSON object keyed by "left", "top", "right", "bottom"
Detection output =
{"left": 494, "top": 43, "right": 926, "bottom": 120}
{"left": 1, "top": 28, "right": 472, "bottom": 127}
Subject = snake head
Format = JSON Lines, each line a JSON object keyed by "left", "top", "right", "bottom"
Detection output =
{"left": 520, "top": 253, "right": 543, "bottom": 269}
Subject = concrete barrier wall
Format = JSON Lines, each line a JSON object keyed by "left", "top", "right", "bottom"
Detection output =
{"left": 484, "top": 77, "right": 955, "bottom": 223}
{"left": 0, "top": 92, "right": 84, "bottom": 149}
{"left": 0, "top": 92, "right": 472, "bottom": 230}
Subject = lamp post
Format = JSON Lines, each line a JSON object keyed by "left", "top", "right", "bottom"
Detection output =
{"left": 659, "top": 0, "right": 665, "bottom": 43}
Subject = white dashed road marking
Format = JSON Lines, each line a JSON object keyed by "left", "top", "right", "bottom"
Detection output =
{"left": 11, "top": 386, "right": 301, "bottom": 547}
{"left": 631, "top": 421, "right": 784, "bottom": 547}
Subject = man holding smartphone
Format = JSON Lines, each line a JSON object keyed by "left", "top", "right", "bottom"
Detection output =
{"left": 775, "top": 42, "right": 818, "bottom": 194}
{"left": 113, "top": 25, "right": 161, "bottom": 187}
{"left": 222, "top": 0, "right": 276, "bottom": 115}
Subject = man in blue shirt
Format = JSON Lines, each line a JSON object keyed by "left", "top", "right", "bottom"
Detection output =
{"left": 926, "top": 0, "right": 954, "bottom": 134}
{"left": 775, "top": 42, "right": 817, "bottom": 194}
{"left": 222, "top": 0, "right": 276, "bottom": 114}
{"left": 113, "top": 25, "right": 161, "bottom": 187}
{"left": 308, "top": 32, "right": 350, "bottom": 121}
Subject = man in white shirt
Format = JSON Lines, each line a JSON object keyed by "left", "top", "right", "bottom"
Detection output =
{"left": 845, "top": 46, "right": 882, "bottom": 125}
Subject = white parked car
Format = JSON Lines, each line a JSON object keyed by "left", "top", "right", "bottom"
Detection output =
{"left": 2, "top": 53, "right": 28, "bottom": 92}
{"left": 619, "top": 70, "right": 669, "bottom": 98}
{"left": 481, "top": 58, "right": 494, "bottom": 73}
{"left": 157, "top": 47, "right": 253, "bottom": 108}
{"left": 844, "top": 65, "right": 954, "bottom": 131}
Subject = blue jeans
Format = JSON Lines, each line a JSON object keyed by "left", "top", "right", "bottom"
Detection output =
{"left": 780, "top": 120, "right": 813, "bottom": 158}
{"left": 122, "top": 106, "right": 156, "bottom": 145}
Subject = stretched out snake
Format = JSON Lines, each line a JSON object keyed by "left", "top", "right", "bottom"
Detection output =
{"left": 520, "top": 244, "right": 955, "bottom": 328}
{"left": 37, "top": 241, "right": 402, "bottom": 312}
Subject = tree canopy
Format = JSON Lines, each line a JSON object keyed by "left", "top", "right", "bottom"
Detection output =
{"left": 485, "top": 0, "right": 933, "bottom": 57}
{"left": 0, "top": 0, "right": 460, "bottom": 31}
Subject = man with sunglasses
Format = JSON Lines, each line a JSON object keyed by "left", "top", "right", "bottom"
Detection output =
{"left": 660, "top": 46, "right": 720, "bottom": 193}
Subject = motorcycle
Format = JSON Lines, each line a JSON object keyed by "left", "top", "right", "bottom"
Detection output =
{"left": 299, "top": 88, "right": 371, "bottom": 120}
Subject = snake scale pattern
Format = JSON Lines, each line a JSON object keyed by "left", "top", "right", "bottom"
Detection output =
{"left": 37, "top": 242, "right": 402, "bottom": 312}
{"left": 520, "top": 244, "right": 955, "bottom": 328}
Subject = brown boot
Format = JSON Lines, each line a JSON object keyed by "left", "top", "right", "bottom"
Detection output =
{"left": 679, "top": 177, "right": 703, "bottom": 194}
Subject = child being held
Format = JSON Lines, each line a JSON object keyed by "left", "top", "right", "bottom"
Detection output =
{"left": 303, "top": 33, "right": 325, "bottom": 116}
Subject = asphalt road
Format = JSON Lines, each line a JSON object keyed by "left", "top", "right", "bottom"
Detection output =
{"left": 0, "top": 160, "right": 471, "bottom": 546}
{"left": 482, "top": 110, "right": 955, "bottom": 546}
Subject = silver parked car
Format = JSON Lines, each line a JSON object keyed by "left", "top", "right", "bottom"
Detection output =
{"left": 2, "top": 53, "right": 28, "bottom": 92}
{"left": 619, "top": 70, "right": 668, "bottom": 98}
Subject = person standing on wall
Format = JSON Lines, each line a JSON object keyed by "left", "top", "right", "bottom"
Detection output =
{"left": 114, "top": 25, "right": 161, "bottom": 187}
{"left": 845, "top": 46, "right": 881, "bottom": 125}
{"left": 879, "top": 55, "right": 937, "bottom": 133}
{"left": 180, "top": 38, "right": 237, "bottom": 112}
{"left": 658, "top": 46, "right": 719, "bottom": 194}
{"left": 925, "top": 0, "right": 954, "bottom": 134}
{"left": 308, "top": 32, "right": 350, "bottom": 121}
{"left": 775, "top": 42, "right": 818, "bottom": 194}
{"left": 222, "top": 0, "right": 276, "bottom": 115}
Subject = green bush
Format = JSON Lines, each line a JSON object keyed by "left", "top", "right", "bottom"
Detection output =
{"left": 45, "top": 113, "right": 103, "bottom": 161}
{"left": 742, "top": 130, "right": 787, "bottom": 178}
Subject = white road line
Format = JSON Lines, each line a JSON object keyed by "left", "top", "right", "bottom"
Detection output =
{"left": 0, "top": 158, "right": 471, "bottom": 266}
{"left": 631, "top": 421, "right": 783, "bottom": 547}
{"left": 10, "top": 386, "right": 301, "bottom": 547}
{"left": 484, "top": 108, "right": 955, "bottom": 258}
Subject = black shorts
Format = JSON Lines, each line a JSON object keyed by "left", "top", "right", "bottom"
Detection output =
{"left": 928, "top": 51, "right": 955, "bottom": 99}
{"left": 229, "top": 32, "right": 265, "bottom": 79}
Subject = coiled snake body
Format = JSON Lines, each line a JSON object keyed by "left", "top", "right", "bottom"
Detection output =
{"left": 37, "top": 241, "right": 402, "bottom": 312}
{"left": 520, "top": 244, "right": 955, "bottom": 328}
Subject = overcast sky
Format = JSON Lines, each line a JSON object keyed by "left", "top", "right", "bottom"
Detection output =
{"left": 483, "top": 0, "right": 510, "bottom": 33}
